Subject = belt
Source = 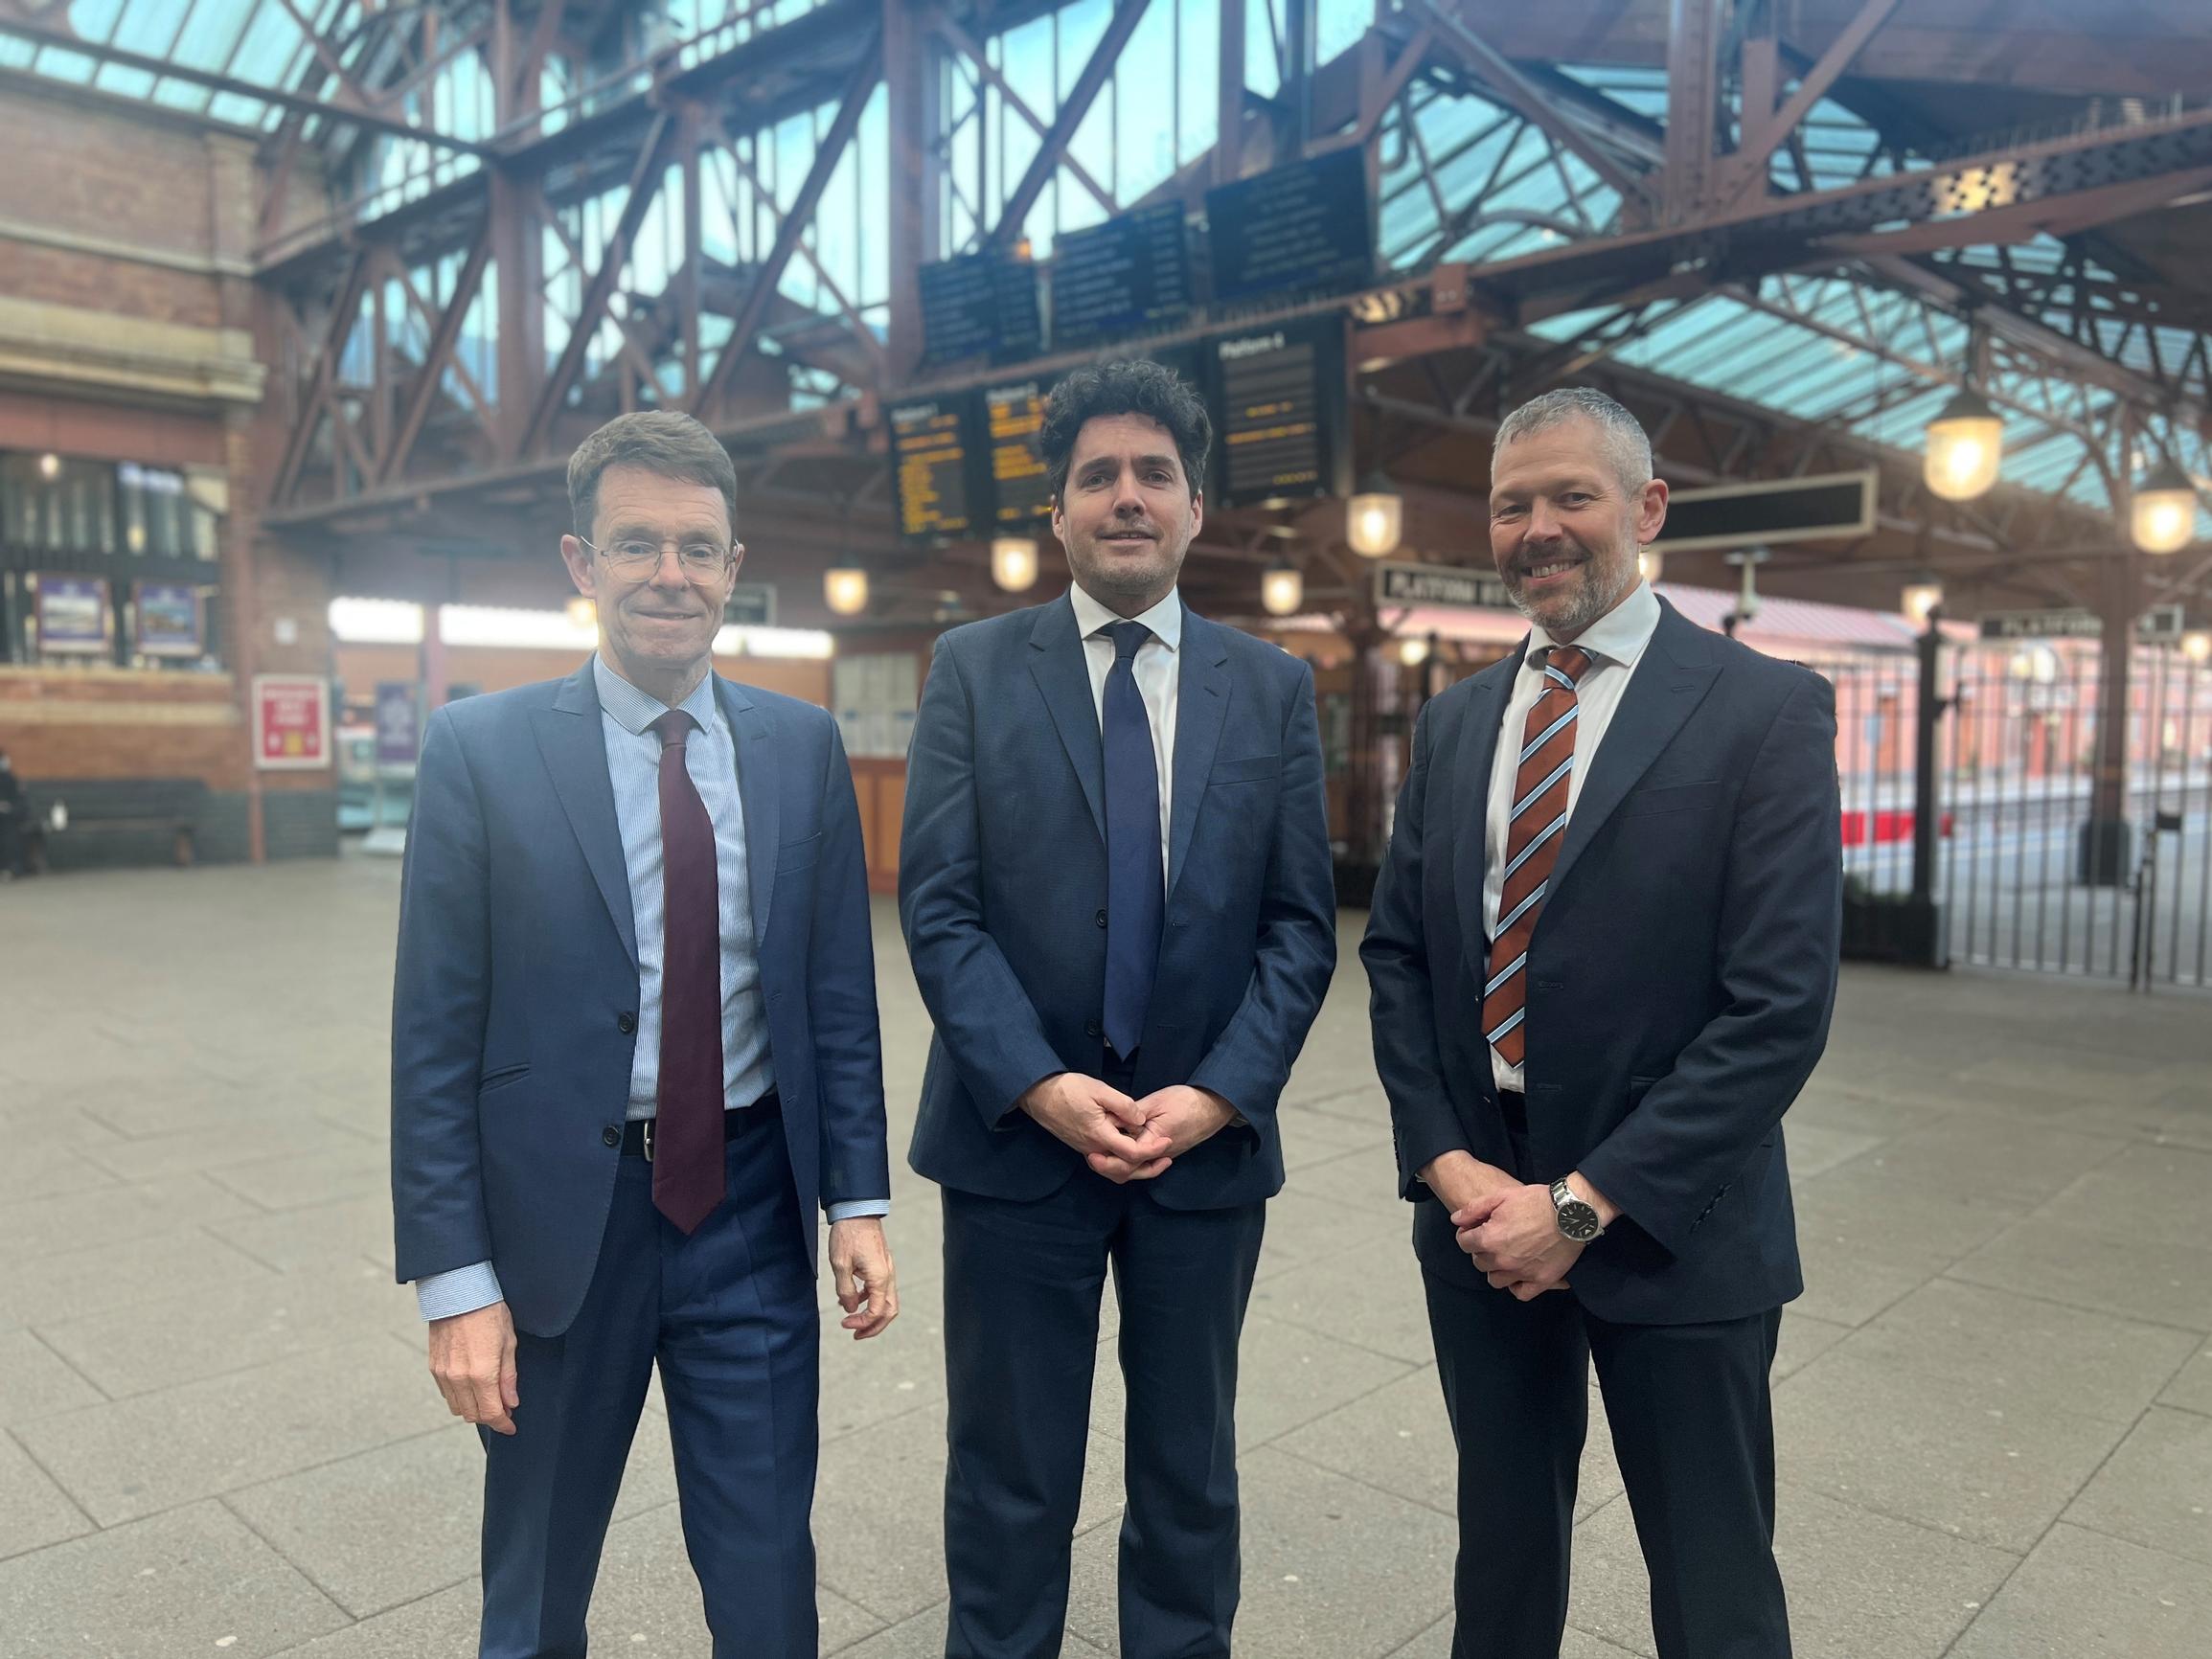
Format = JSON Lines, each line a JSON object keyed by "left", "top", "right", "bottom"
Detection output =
{"left": 623, "top": 1092, "right": 780, "bottom": 1161}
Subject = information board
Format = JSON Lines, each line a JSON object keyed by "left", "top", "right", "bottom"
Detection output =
{"left": 888, "top": 397, "right": 978, "bottom": 541}
{"left": 1050, "top": 201, "right": 1194, "bottom": 348}
{"left": 1205, "top": 148, "right": 1374, "bottom": 304}
{"left": 1204, "top": 316, "right": 1351, "bottom": 509}
{"left": 918, "top": 253, "right": 1045, "bottom": 364}
{"left": 981, "top": 378, "right": 1055, "bottom": 527}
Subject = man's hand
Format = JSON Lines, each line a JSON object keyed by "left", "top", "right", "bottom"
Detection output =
{"left": 428, "top": 1301, "right": 518, "bottom": 1435}
{"left": 1020, "top": 1072, "right": 1174, "bottom": 1183}
{"left": 829, "top": 1216, "right": 899, "bottom": 1340}
{"left": 1131, "top": 1085, "right": 1239, "bottom": 1161}
{"left": 1454, "top": 1173, "right": 1617, "bottom": 1302}
{"left": 1423, "top": 1152, "right": 1569, "bottom": 1298}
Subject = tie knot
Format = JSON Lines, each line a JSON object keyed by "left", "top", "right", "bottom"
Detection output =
{"left": 1542, "top": 645, "right": 1592, "bottom": 687}
{"left": 1106, "top": 621, "right": 1151, "bottom": 663}
{"left": 649, "top": 710, "right": 695, "bottom": 751}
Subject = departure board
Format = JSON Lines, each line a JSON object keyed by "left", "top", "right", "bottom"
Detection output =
{"left": 1049, "top": 201, "right": 1193, "bottom": 349}
{"left": 1205, "top": 147, "right": 1374, "bottom": 304}
{"left": 981, "top": 377, "right": 1055, "bottom": 527}
{"left": 1205, "top": 316, "right": 1351, "bottom": 510}
{"left": 888, "top": 397, "right": 977, "bottom": 541}
{"left": 918, "top": 253, "right": 1045, "bottom": 364}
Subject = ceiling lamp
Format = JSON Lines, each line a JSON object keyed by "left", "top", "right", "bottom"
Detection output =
{"left": 991, "top": 534, "right": 1039, "bottom": 592}
{"left": 37, "top": 451, "right": 60, "bottom": 481}
{"left": 824, "top": 567, "right": 870, "bottom": 617}
{"left": 2131, "top": 459, "right": 2199, "bottom": 556}
{"left": 1636, "top": 549, "right": 1664, "bottom": 584}
{"left": 564, "top": 596, "right": 597, "bottom": 632}
{"left": 1346, "top": 471, "right": 1403, "bottom": 558}
{"left": 1901, "top": 577, "right": 1944, "bottom": 630}
{"left": 1924, "top": 387, "right": 2004, "bottom": 502}
{"left": 2182, "top": 629, "right": 2210, "bottom": 665}
{"left": 1260, "top": 562, "right": 1304, "bottom": 618}
{"left": 1398, "top": 635, "right": 1430, "bottom": 667}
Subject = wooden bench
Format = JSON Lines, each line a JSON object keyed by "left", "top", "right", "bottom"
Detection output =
{"left": 18, "top": 779, "right": 208, "bottom": 871}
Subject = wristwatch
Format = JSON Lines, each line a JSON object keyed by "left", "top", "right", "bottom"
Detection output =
{"left": 1549, "top": 1177, "right": 1604, "bottom": 1243}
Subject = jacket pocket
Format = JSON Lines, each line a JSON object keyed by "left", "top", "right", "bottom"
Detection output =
{"left": 778, "top": 830, "right": 822, "bottom": 873}
{"left": 478, "top": 1062, "right": 532, "bottom": 1094}
{"left": 1209, "top": 753, "right": 1281, "bottom": 785}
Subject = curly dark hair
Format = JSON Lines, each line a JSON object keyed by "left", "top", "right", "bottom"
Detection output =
{"left": 1039, "top": 358, "right": 1212, "bottom": 503}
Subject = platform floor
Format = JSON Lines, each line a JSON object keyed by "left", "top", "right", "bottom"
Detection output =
{"left": 2, "top": 851, "right": 2208, "bottom": 1658}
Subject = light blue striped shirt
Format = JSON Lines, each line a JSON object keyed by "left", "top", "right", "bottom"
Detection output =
{"left": 415, "top": 656, "right": 887, "bottom": 1321}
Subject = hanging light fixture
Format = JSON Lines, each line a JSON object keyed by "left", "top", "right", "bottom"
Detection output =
{"left": 1901, "top": 576, "right": 1945, "bottom": 630}
{"left": 991, "top": 534, "right": 1040, "bottom": 592}
{"left": 1260, "top": 561, "right": 1303, "bottom": 618}
{"left": 564, "top": 596, "right": 597, "bottom": 632}
{"left": 1346, "top": 471, "right": 1403, "bottom": 558}
{"left": 1924, "top": 387, "right": 2004, "bottom": 502}
{"left": 2182, "top": 629, "right": 2211, "bottom": 665}
{"left": 1637, "top": 548, "right": 1664, "bottom": 584}
{"left": 37, "top": 451, "right": 60, "bottom": 481}
{"left": 2130, "top": 458, "right": 2199, "bottom": 556}
{"left": 824, "top": 567, "right": 869, "bottom": 617}
{"left": 1398, "top": 635, "right": 1430, "bottom": 667}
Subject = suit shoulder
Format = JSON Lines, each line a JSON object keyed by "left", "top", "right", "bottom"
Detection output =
{"left": 936, "top": 604, "right": 1049, "bottom": 659}
{"left": 724, "top": 678, "right": 832, "bottom": 728}
{"left": 434, "top": 678, "right": 564, "bottom": 736}
{"left": 1706, "top": 629, "right": 1832, "bottom": 704}
{"left": 1210, "top": 618, "right": 1311, "bottom": 684}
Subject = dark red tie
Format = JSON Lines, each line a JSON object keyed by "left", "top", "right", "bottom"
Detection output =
{"left": 650, "top": 711, "right": 725, "bottom": 1233}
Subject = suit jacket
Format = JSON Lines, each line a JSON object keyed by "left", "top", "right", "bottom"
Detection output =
{"left": 901, "top": 593, "right": 1337, "bottom": 1209}
{"left": 390, "top": 661, "right": 889, "bottom": 1337}
{"left": 1361, "top": 599, "right": 1841, "bottom": 1325}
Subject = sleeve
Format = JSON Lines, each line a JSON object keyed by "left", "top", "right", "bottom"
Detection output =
{"left": 809, "top": 717, "right": 893, "bottom": 1211}
{"left": 415, "top": 1261, "right": 503, "bottom": 1321}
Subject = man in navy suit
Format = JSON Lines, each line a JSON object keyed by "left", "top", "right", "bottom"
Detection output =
{"left": 391, "top": 411, "right": 898, "bottom": 1659}
{"left": 1362, "top": 388, "right": 1841, "bottom": 1659}
{"left": 901, "top": 360, "right": 1336, "bottom": 1658}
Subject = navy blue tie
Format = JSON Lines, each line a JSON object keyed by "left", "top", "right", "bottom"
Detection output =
{"left": 1102, "top": 621, "right": 1162, "bottom": 1057}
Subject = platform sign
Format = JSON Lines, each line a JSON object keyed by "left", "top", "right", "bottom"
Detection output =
{"left": 1050, "top": 201, "right": 1193, "bottom": 348}
{"left": 888, "top": 396, "right": 979, "bottom": 542}
{"left": 1374, "top": 561, "right": 1511, "bottom": 611}
{"left": 254, "top": 674, "right": 331, "bottom": 770}
{"left": 981, "top": 376, "right": 1055, "bottom": 527}
{"left": 1205, "top": 147, "right": 1374, "bottom": 304}
{"left": 1205, "top": 315, "right": 1352, "bottom": 509}
{"left": 1977, "top": 603, "right": 2185, "bottom": 643}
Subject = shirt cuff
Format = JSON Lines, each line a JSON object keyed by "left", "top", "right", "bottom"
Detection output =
{"left": 416, "top": 1261, "right": 503, "bottom": 1322}
{"left": 826, "top": 1199, "right": 890, "bottom": 1223}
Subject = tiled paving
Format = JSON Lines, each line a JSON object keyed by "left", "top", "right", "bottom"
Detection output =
{"left": 2, "top": 852, "right": 2207, "bottom": 1657}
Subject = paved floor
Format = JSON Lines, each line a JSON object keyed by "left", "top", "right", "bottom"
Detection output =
{"left": 3, "top": 852, "right": 2210, "bottom": 1659}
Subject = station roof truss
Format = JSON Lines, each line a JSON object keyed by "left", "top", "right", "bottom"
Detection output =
{"left": 15, "top": 0, "right": 2207, "bottom": 623}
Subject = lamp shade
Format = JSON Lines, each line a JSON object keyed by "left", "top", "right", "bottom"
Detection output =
{"left": 991, "top": 535, "right": 1039, "bottom": 591}
{"left": 1260, "top": 562, "right": 1303, "bottom": 617}
{"left": 1902, "top": 579, "right": 1944, "bottom": 629}
{"left": 2131, "top": 460, "right": 2198, "bottom": 556}
{"left": 824, "top": 567, "right": 869, "bottom": 616}
{"left": 1347, "top": 471, "right": 1403, "bottom": 557}
{"left": 1924, "top": 389, "right": 2004, "bottom": 501}
{"left": 1637, "top": 548, "right": 1664, "bottom": 584}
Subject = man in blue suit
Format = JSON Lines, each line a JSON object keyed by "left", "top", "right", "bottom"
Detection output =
{"left": 391, "top": 411, "right": 898, "bottom": 1659}
{"left": 1362, "top": 389, "right": 1840, "bottom": 1659}
{"left": 901, "top": 360, "right": 1336, "bottom": 1658}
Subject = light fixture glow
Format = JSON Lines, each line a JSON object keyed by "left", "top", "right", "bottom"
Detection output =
{"left": 824, "top": 567, "right": 869, "bottom": 617}
{"left": 440, "top": 603, "right": 598, "bottom": 648}
{"left": 1902, "top": 578, "right": 1945, "bottom": 630}
{"left": 1346, "top": 471, "right": 1403, "bottom": 558}
{"left": 328, "top": 597, "right": 427, "bottom": 645}
{"left": 1398, "top": 635, "right": 1430, "bottom": 667}
{"left": 564, "top": 596, "right": 598, "bottom": 632}
{"left": 1923, "top": 388, "right": 2004, "bottom": 501}
{"left": 2131, "top": 459, "right": 2199, "bottom": 556}
{"left": 1260, "top": 562, "right": 1303, "bottom": 617}
{"left": 714, "top": 625, "right": 835, "bottom": 660}
{"left": 37, "top": 451, "right": 60, "bottom": 481}
{"left": 991, "top": 535, "right": 1040, "bottom": 593}
{"left": 1637, "top": 548, "right": 1664, "bottom": 584}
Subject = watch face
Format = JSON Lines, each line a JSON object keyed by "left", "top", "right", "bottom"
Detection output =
{"left": 1559, "top": 1204, "right": 1601, "bottom": 1242}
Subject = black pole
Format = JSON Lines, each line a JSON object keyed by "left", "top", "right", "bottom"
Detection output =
{"left": 1912, "top": 615, "right": 1942, "bottom": 906}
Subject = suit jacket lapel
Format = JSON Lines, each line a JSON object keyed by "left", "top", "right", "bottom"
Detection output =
{"left": 1451, "top": 648, "right": 1522, "bottom": 953}
{"left": 718, "top": 677, "right": 781, "bottom": 945}
{"left": 534, "top": 663, "right": 639, "bottom": 966}
{"left": 1545, "top": 600, "right": 1721, "bottom": 899}
{"left": 1029, "top": 596, "right": 1106, "bottom": 844}
{"left": 1166, "top": 611, "right": 1231, "bottom": 901}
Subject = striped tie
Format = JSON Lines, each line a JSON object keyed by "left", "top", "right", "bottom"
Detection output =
{"left": 1482, "top": 644, "right": 1592, "bottom": 1070}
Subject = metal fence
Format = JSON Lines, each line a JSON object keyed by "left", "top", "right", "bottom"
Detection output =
{"left": 1820, "top": 641, "right": 2212, "bottom": 989}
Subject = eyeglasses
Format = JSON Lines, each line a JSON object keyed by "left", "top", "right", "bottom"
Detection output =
{"left": 579, "top": 535, "right": 739, "bottom": 580}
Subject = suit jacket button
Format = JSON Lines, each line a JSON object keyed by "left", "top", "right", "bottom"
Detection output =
{"left": 1094, "top": 909, "right": 1107, "bottom": 928}
{"left": 602, "top": 1125, "right": 622, "bottom": 1148}
{"left": 1084, "top": 1019, "right": 1102, "bottom": 1038}
{"left": 617, "top": 1011, "right": 636, "bottom": 1034}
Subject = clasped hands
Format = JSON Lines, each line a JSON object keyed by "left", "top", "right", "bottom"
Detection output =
{"left": 1422, "top": 1150, "right": 1608, "bottom": 1302}
{"left": 1019, "top": 1072, "right": 1237, "bottom": 1182}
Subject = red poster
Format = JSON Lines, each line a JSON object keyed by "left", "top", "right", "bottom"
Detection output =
{"left": 253, "top": 674, "right": 331, "bottom": 770}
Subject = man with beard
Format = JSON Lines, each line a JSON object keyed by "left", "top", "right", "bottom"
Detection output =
{"left": 900, "top": 358, "right": 1336, "bottom": 1658}
{"left": 1362, "top": 388, "right": 1840, "bottom": 1658}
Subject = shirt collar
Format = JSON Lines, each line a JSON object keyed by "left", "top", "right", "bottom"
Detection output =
{"left": 1526, "top": 580, "right": 1661, "bottom": 672}
{"left": 1070, "top": 582, "right": 1183, "bottom": 652}
{"left": 592, "top": 653, "right": 721, "bottom": 737}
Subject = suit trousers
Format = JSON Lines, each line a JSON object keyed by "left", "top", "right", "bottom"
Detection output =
{"left": 1421, "top": 1224, "right": 1790, "bottom": 1659}
{"left": 940, "top": 1164, "right": 1266, "bottom": 1659}
{"left": 477, "top": 1113, "right": 819, "bottom": 1659}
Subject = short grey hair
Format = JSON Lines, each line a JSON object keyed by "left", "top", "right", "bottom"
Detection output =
{"left": 566, "top": 410, "right": 739, "bottom": 538}
{"left": 1493, "top": 387, "right": 1653, "bottom": 494}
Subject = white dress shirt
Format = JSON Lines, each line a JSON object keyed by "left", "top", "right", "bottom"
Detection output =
{"left": 1069, "top": 582, "right": 1180, "bottom": 878}
{"left": 1484, "top": 580, "right": 1663, "bottom": 1093}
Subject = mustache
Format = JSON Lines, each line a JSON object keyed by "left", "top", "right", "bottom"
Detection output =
{"left": 1502, "top": 539, "right": 1590, "bottom": 577}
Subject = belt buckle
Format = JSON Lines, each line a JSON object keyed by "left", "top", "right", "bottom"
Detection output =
{"left": 641, "top": 1120, "right": 654, "bottom": 1163}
